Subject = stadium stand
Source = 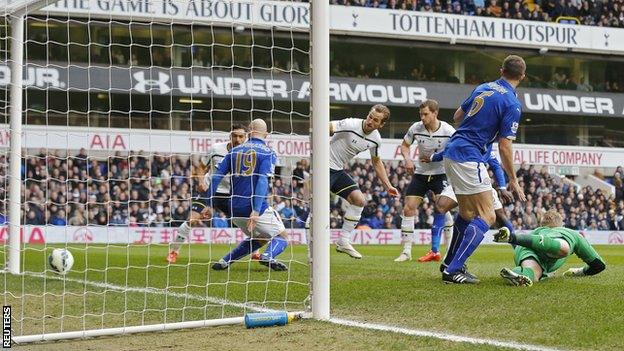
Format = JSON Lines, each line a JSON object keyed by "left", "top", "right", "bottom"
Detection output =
{"left": 3, "top": 151, "right": 622, "bottom": 232}
{"left": 327, "top": 159, "right": 624, "bottom": 232}
{"left": 327, "top": 0, "right": 624, "bottom": 28}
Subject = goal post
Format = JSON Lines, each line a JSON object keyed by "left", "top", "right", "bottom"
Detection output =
{"left": 4, "top": 0, "right": 50, "bottom": 276}
{"left": 310, "top": 0, "right": 330, "bottom": 321}
{"left": 2, "top": 0, "right": 331, "bottom": 343}
{"left": 7, "top": 10, "right": 24, "bottom": 275}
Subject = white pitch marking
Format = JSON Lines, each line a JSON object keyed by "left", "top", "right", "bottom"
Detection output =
{"left": 23, "top": 273, "right": 562, "bottom": 350}
{"left": 328, "top": 318, "right": 563, "bottom": 351}
{"left": 23, "top": 272, "right": 280, "bottom": 313}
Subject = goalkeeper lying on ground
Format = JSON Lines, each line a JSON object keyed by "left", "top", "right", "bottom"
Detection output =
{"left": 494, "top": 209, "right": 606, "bottom": 287}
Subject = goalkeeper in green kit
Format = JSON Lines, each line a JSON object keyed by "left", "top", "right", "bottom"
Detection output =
{"left": 494, "top": 209, "right": 606, "bottom": 286}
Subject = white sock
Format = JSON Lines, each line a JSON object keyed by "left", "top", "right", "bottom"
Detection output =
{"left": 401, "top": 215, "right": 414, "bottom": 254}
{"left": 341, "top": 203, "right": 363, "bottom": 242}
{"left": 443, "top": 212, "right": 454, "bottom": 246}
{"left": 172, "top": 221, "right": 191, "bottom": 253}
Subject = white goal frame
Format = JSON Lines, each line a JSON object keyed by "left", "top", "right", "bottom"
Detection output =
{"left": 3, "top": 0, "right": 331, "bottom": 343}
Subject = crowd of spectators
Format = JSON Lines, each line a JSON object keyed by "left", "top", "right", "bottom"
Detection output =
{"left": 1, "top": 150, "right": 624, "bottom": 233}
{"left": 328, "top": 159, "right": 624, "bottom": 232}
{"left": 327, "top": 0, "right": 624, "bottom": 28}
{"left": 0, "top": 150, "right": 311, "bottom": 230}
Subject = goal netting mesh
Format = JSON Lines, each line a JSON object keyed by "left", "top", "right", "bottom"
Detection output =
{"left": 1, "top": 0, "right": 312, "bottom": 342}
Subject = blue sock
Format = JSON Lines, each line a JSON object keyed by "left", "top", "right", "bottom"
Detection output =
{"left": 502, "top": 218, "right": 514, "bottom": 235}
{"left": 446, "top": 217, "right": 489, "bottom": 274}
{"left": 261, "top": 236, "right": 288, "bottom": 260}
{"left": 443, "top": 215, "right": 469, "bottom": 267}
{"left": 431, "top": 213, "right": 446, "bottom": 253}
{"left": 222, "top": 238, "right": 264, "bottom": 263}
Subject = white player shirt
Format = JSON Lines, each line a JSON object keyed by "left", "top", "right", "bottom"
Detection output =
{"left": 203, "top": 142, "right": 231, "bottom": 194}
{"left": 404, "top": 121, "right": 455, "bottom": 175}
{"left": 330, "top": 118, "right": 382, "bottom": 171}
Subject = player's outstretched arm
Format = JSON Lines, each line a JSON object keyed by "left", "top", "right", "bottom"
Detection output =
{"left": 198, "top": 146, "right": 214, "bottom": 193}
{"left": 399, "top": 140, "right": 414, "bottom": 173}
{"left": 487, "top": 153, "right": 513, "bottom": 203}
{"left": 564, "top": 236, "right": 606, "bottom": 277}
{"left": 499, "top": 138, "right": 526, "bottom": 202}
{"left": 205, "top": 152, "right": 232, "bottom": 218}
{"left": 372, "top": 156, "right": 399, "bottom": 198}
{"left": 248, "top": 156, "right": 272, "bottom": 232}
{"left": 452, "top": 107, "right": 465, "bottom": 127}
{"left": 424, "top": 149, "right": 445, "bottom": 163}
{"left": 207, "top": 154, "right": 230, "bottom": 197}
{"left": 564, "top": 258, "right": 606, "bottom": 277}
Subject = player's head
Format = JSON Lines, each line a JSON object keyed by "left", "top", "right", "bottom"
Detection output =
{"left": 248, "top": 119, "right": 268, "bottom": 139}
{"left": 230, "top": 123, "right": 248, "bottom": 147}
{"left": 419, "top": 99, "right": 439, "bottom": 126}
{"left": 500, "top": 55, "right": 526, "bottom": 83}
{"left": 540, "top": 209, "right": 563, "bottom": 228}
{"left": 364, "top": 104, "right": 390, "bottom": 132}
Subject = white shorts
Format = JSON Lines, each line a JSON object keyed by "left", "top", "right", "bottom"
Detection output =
{"left": 440, "top": 185, "right": 503, "bottom": 211}
{"left": 232, "top": 207, "right": 285, "bottom": 239}
{"left": 443, "top": 158, "right": 492, "bottom": 195}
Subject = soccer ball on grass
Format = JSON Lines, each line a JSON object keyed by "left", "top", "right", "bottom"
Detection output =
{"left": 48, "top": 248, "right": 74, "bottom": 275}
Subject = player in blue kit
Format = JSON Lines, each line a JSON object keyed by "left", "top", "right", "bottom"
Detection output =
{"left": 441, "top": 55, "right": 527, "bottom": 284}
{"left": 424, "top": 146, "right": 515, "bottom": 280}
{"left": 206, "top": 119, "right": 289, "bottom": 272}
{"left": 166, "top": 123, "right": 248, "bottom": 264}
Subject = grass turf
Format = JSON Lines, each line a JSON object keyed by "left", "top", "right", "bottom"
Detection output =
{"left": 3, "top": 244, "right": 623, "bottom": 350}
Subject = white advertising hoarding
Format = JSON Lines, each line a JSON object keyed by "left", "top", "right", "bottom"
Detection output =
{"left": 1, "top": 125, "right": 623, "bottom": 168}
{"left": 4, "top": 225, "right": 623, "bottom": 246}
{"left": 39, "top": 0, "right": 624, "bottom": 55}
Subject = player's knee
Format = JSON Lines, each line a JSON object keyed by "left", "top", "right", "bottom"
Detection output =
{"left": 189, "top": 213, "right": 202, "bottom": 225}
{"left": 434, "top": 201, "right": 449, "bottom": 215}
{"left": 436, "top": 196, "right": 456, "bottom": 213}
{"left": 557, "top": 239, "right": 570, "bottom": 258}
{"left": 349, "top": 193, "right": 366, "bottom": 208}
{"left": 403, "top": 203, "right": 417, "bottom": 217}
{"left": 255, "top": 237, "right": 270, "bottom": 244}
{"left": 481, "top": 212, "right": 496, "bottom": 226}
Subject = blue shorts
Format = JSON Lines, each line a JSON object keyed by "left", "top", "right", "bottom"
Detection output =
{"left": 330, "top": 169, "right": 358, "bottom": 199}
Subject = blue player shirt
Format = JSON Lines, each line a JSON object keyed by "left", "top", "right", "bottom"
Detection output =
{"left": 208, "top": 137, "right": 277, "bottom": 218}
{"left": 445, "top": 78, "right": 522, "bottom": 163}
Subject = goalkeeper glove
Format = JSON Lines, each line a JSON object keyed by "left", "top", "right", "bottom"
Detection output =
{"left": 563, "top": 267, "right": 585, "bottom": 277}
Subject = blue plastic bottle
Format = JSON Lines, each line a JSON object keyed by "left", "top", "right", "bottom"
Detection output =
{"left": 244, "top": 312, "right": 298, "bottom": 328}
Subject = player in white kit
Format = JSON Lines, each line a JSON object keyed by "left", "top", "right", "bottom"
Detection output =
{"left": 330, "top": 104, "right": 400, "bottom": 259}
{"left": 394, "top": 100, "right": 456, "bottom": 263}
{"left": 166, "top": 123, "right": 248, "bottom": 263}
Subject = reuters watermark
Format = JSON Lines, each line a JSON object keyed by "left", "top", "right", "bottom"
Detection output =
{"left": 2, "top": 306, "right": 10, "bottom": 348}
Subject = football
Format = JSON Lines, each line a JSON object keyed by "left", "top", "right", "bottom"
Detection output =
{"left": 48, "top": 248, "right": 74, "bottom": 275}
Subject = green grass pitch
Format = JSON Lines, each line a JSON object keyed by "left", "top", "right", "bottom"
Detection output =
{"left": 3, "top": 244, "right": 623, "bottom": 350}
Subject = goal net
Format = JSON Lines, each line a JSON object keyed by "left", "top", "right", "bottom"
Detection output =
{"left": 1, "top": 0, "right": 322, "bottom": 343}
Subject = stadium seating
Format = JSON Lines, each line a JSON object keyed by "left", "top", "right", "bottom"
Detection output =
{"left": 3, "top": 151, "right": 622, "bottom": 232}
{"left": 330, "top": 159, "right": 624, "bottom": 231}
{"left": 328, "top": 0, "right": 624, "bottom": 29}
